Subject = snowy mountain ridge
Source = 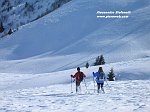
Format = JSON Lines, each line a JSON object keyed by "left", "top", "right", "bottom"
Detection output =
{"left": 0, "top": 0, "right": 71, "bottom": 38}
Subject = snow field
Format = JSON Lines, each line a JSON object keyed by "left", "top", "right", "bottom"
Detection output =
{"left": 0, "top": 80, "right": 150, "bottom": 112}
{"left": 0, "top": 0, "right": 150, "bottom": 111}
{"left": 0, "top": 57, "right": 150, "bottom": 112}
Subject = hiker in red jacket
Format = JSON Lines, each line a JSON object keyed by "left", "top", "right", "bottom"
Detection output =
{"left": 71, "top": 67, "right": 86, "bottom": 92}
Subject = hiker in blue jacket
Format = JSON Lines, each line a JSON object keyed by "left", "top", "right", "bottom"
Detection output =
{"left": 93, "top": 67, "right": 106, "bottom": 93}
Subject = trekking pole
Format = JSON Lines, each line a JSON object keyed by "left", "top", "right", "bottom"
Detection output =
{"left": 106, "top": 81, "right": 110, "bottom": 87}
{"left": 71, "top": 76, "right": 73, "bottom": 93}
{"left": 93, "top": 76, "right": 96, "bottom": 93}
{"left": 83, "top": 78, "right": 88, "bottom": 93}
{"left": 106, "top": 81, "right": 111, "bottom": 91}
{"left": 93, "top": 72, "right": 96, "bottom": 93}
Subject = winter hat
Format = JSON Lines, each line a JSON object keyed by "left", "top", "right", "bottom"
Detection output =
{"left": 77, "top": 67, "right": 80, "bottom": 71}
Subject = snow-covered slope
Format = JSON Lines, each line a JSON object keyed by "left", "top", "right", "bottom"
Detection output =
{"left": 0, "top": 58, "right": 150, "bottom": 112}
{"left": 1, "top": 80, "right": 150, "bottom": 112}
{"left": 0, "top": 0, "right": 150, "bottom": 111}
{"left": 0, "top": 57, "right": 150, "bottom": 91}
{"left": 0, "top": 0, "right": 150, "bottom": 73}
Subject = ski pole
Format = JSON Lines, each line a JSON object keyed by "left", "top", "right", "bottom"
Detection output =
{"left": 71, "top": 76, "right": 73, "bottom": 93}
{"left": 93, "top": 72, "right": 96, "bottom": 93}
{"left": 106, "top": 81, "right": 111, "bottom": 91}
{"left": 93, "top": 76, "right": 96, "bottom": 93}
{"left": 106, "top": 81, "right": 110, "bottom": 87}
{"left": 83, "top": 78, "right": 88, "bottom": 93}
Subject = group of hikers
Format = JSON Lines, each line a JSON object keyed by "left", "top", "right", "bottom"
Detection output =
{"left": 71, "top": 67, "right": 106, "bottom": 93}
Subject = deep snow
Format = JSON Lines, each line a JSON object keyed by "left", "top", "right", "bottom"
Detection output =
{"left": 0, "top": 57, "right": 150, "bottom": 112}
{"left": 0, "top": 0, "right": 150, "bottom": 111}
{"left": 0, "top": 80, "right": 150, "bottom": 112}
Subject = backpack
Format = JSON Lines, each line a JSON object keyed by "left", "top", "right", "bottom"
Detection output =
{"left": 97, "top": 72, "right": 104, "bottom": 80}
{"left": 79, "top": 72, "right": 84, "bottom": 82}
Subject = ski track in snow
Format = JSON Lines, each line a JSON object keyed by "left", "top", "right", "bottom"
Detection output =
{"left": 0, "top": 80, "right": 150, "bottom": 112}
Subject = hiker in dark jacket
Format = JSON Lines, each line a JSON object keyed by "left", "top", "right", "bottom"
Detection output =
{"left": 93, "top": 67, "right": 106, "bottom": 93}
{"left": 71, "top": 67, "right": 86, "bottom": 92}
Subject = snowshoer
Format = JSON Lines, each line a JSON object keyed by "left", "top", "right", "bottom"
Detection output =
{"left": 93, "top": 67, "right": 106, "bottom": 93}
{"left": 71, "top": 67, "right": 86, "bottom": 93}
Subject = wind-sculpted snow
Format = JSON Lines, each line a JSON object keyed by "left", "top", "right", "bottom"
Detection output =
{"left": 0, "top": 0, "right": 150, "bottom": 73}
